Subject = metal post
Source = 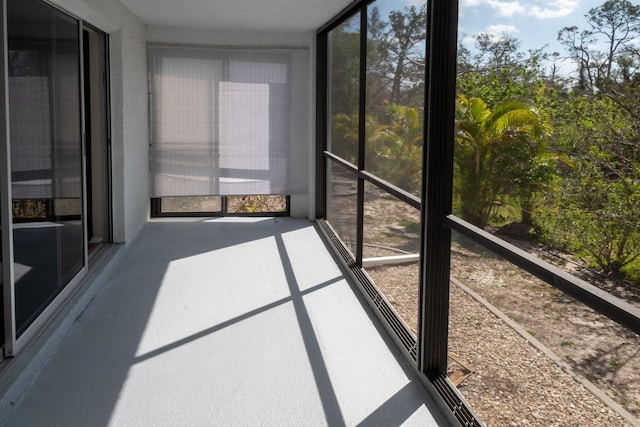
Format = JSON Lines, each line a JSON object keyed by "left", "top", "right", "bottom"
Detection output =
{"left": 418, "top": 0, "right": 459, "bottom": 376}
{"left": 0, "top": 0, "right": 16, "bottom": 356}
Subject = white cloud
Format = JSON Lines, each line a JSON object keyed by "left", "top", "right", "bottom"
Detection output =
{"left": 460, "top": 35, "right": 476, "bottom": 47}
{"left": 530, "top": 0, "right": 580, "bottom": 18}
{"left": 477, "top": 32, "right": 511, "bottom": 43}
{"left": 458, "top": 26, "right": 517, "bottom": 49}
{"left": 486, "top": 24, "right": 519, "bottom": 34}
{"left": 484, "top": 0, "right": 527, "bottom": 17}
{"left": 402, "top": 0, "right": 428, "bottom": 7}
{"left": 460, "top": 0, "right": 483, "bottom": 8}
{"left": 466, "top": 0, "right": 580, "bottom": 20}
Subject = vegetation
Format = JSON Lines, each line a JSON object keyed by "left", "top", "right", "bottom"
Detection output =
{"left": 227, "top": 195, "right": 287, "bottom": 214}
{"left": 454, "top": 95, "right": 552, "bottom": 228}
{"left": 455, "top": 0, "right": 640, "bottom": 282}
{"left": 329, "top": 0, "right": 640, "bottom": 284}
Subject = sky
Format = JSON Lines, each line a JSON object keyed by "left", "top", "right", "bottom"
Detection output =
{"left": 364, "top": 0, "right": 621, "bottom": 77}
{"left": 458, "top": 0, "right": 607, "bottom": 75}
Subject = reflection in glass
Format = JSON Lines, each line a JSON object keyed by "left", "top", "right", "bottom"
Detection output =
{"left": 363, "top": 181, "right": 420, "bottom": 333}
{"left": 8, "top": 0, "right": 84, "bottom": 336}
{"left": 327, "top": 13, "right": 360, "bottom": 165}
{"left": 326, "top": 161, "right": 358, "bottom": 258}
{"left": 365, "top": 0, "right": 426, "bottom": 196}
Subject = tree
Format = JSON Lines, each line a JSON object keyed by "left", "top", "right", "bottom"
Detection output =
{"left": 586, "top": 0, "right": 640, "bottom": 82}
{"left": 328, "top": 20, "right": 361, "bottom": 164}
{"left": 549, "top": 94, "right": 640, "bottom": 277}
{"left": 329, "top": 22, "right": 360, "bottom": 117}
{"left": 386, "top": 6, "right": 426, "bottom": 104}
{"left": 367, "top": 5, "right": 426, "bottom": 111}
{"left": 332, "top": 104, "right": 424, "bottom": 195}
{"left": 367, "top": 104, "right": 423, "bottom": 194}
{"left": 454, "top": 95, "right": 551, "bottom": 228}
{"left": 457, "top": 33, "right": 549, "bottom": 105}
{"left": 557, "top": 26, "right": 600, "bottom": 91}
{"left": 558, "top": 0, "right": 640, "bottom": 90}
{"left": 550, "top": 0, "right": 640, "bottom": 279}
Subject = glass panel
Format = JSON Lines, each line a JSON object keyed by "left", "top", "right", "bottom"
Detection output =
{"left": 327, "top": 13, "right": 360, "bottom": 165}
{"left": 8, "top": 0, "right": 83, "bottom": 336}
{"left": 365, "top": 0, "right": 426, "bottom": 196}
{"left": 363, "top": 181, "right": 420, "bottom": 333}
{"left": 448, "top": 230, "right": 639, "bottom": 424}
{"left": 161, "top": 196, "right": 222, "bottom": 213}
{"left": 326, "top": 161, "right": 357, "bottom": 258}
{"left": 227, "top": 195, "right": 286, "bottom": 214}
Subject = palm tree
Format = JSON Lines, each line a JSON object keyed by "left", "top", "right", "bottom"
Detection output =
{"left": 367, "top": 104, "right": 423, "bottom": 195}
{"left": 454, "top": 95, "right": 551, "bottom": 228}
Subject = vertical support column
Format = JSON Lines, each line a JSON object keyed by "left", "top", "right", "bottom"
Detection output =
{"left": 355, "top": 9, "right": 368, "bottom": 267}
{"left": 79, "top": 22, "right": 89, "bottom": 272}
{"left": 418, "top": 0, "right": 459, "bottom": 376}
{"left": 102, "top": 34, "right": 113, "bottom": 243}
{"left": 315, "top": 32, "right": 327, "bottom": 220}
{"left": 0, "top": 0, "right": 16, "bottom": 357}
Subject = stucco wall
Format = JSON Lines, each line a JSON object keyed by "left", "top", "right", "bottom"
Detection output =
{"left": 50, "top": 0, "right": 149, "bottom": 244}
{"left": 147, "top": 26, "right": 317, "bottom": 219}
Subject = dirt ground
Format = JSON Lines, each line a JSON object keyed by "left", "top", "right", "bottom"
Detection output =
{"left": 328, "top": 178, "right": 639, "bottom": 425}
{"left": 449, "top": 235, "right": 640, "bottom": 424}
{"left": 366, "top": 233, "right": 640, "bottom": 425}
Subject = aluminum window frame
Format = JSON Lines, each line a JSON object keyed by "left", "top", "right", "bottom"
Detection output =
{"left": 150, "top": 195, "right": 291, "bottom": 218}
{"left": 316, "top": 0, "right": 480, "bottom": 424}
{"left": 1, "top": 0, "right": 87, "bottom": 356}
{"left": 317, "top": 0, "right": 640, "bottom": 424}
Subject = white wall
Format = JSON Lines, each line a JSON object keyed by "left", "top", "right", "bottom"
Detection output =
{"left": 147, "top": 26, "right": 317, "bottom": 219}
{"left": 50, "top": 0, "right": 149, "bottom": 244}
{"left": 35, "top": 1, "right": 319, "bottom": 233}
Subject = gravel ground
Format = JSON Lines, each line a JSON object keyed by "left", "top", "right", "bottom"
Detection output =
{"left": 448, "top": 284, "right": 631, "bottom": 426}
{"left": 329, "top": 180, "right": 639, "bottom": 425}
{"left": 369, "top": 259, "right": 635, "bottom": 426}
{"left": 366, "top": 248, "right": 639, "bottom": 426}
{"left": 450, "top": 234, "right": 640, "bottom": 421}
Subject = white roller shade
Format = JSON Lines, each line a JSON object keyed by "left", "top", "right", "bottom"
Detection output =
{"left": 148, "top": 46, "right": 309, "bottom": 197}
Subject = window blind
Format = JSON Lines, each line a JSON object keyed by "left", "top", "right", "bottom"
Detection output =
{"left": 148, "top": 46, "right": 309, "bottom": 197}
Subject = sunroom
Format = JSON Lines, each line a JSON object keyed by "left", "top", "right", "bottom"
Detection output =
{"left": 1, "top": 0, "right": 639, "bottom": 425}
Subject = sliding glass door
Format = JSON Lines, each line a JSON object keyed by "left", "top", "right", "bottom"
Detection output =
{"left": 7, "top": 0, "right": 84, "bottom": 337}
{"left": 1, "top": 0, "right": 109, "bottom": 357}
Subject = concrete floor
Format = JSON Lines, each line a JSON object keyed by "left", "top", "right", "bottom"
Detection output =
{"left": 2, "top": 217, "right": 450, "bottom": 426}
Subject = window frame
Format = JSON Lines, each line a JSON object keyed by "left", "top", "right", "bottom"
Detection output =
{"left": 150, "top": 195, "right": 291, "bottom": 218}
{"left": 0, "top": 0, "right": 112, "bottom": 358}
{"left": 316, "top": 0, "right": 479, "bottom": 424}
{"left": 317, "top": 0, "right": 640, "bottom": 424}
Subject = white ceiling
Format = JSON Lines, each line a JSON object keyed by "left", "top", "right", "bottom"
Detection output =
{"left": 120, "top": 0, "right": 353, "bottom": 32}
